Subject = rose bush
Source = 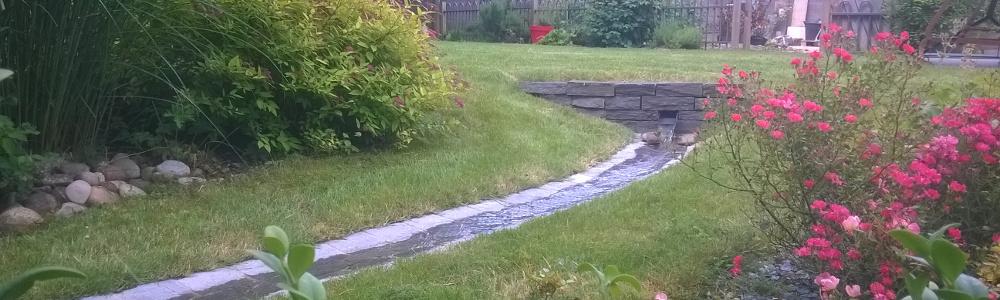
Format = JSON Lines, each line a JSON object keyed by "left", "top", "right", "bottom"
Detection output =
{"left": 696, "top": 23, "right": 1000, "bottom": 299}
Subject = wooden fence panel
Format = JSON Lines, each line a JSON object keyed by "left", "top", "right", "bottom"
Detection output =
{"left": 831, "top": 0, "right": 886, "bottom": 50}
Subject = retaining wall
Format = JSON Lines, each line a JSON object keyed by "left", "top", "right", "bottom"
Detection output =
{"left": 519, "top": 81, "right": 714, "bottom": 134}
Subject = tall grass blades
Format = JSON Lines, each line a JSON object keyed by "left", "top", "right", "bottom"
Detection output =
{"left": 0, "top": 0, "right": 125, "bottom": 153}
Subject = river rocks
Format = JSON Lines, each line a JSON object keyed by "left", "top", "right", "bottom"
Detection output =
{"left": 641, "top": 131, "right": 661, "bottom": 145}
{"left": 109, "top": 181, "right": 146, "bottom": 198}
{"left": 59, "top": 162, "right": 90, "bottom": 177}
{"left": 65, "top": 180, "right": 92, "bottom": 204}
{"left": 99, "top": 164, "right": 129, "bottom": 181}
{"left": 41, "top": 174, "right": 75, "bottom": 186}
{"left": 55, "top": 203, "right": 87, "bottom": 218}
{"left": 111, "top": 156, "right": 141, "bottom": 179}
{"left": 676, "top": 133, "right": 698, "bottom": 146}
{"left": 157, "top": 160, "right": 191, "bottom": 177}
{"left": 78, "top": 171, "right": 105, "bottom": 186}
{"left": 87, "top": 186, "right": 120, "bottom": 206}
{"left": 22, "top": 192, "right": 58, "bottom": 214}
{"left": 141, "top": 166, "right": 156, "bottom": 180}
{"left": 0, "top": 207, "right": 43, "bottom": 230}
{"left": 177, "top": 177, "right": 207, "bottom": 186}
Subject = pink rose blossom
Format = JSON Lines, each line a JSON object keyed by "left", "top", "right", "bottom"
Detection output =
{"left": 730, "top": 113, "right": 743, "bottom": 122}
{"left": 844, "top": 114, "right": 857, "bottom": 123}
{"left": 816, "top": 122, "right": 832, "bottom": 133}
{"left": 655, "top": 292, "right": 669, "bottom": 300}
{"left": 755, "top": 119, "right": 771, "bottom": 129}
{"left": 814, "top": 272, "right": 840, "bottom": 292}
{"left": 858, "top": 98, "right": 873, "bottom": 108}
{"left": 705, "top": 111, "right": 717, "bottom": 120}
{"left": 845, "top": 284, "right": 862, "bottom": 298}
{"left": 948, "top": 181, "right": 966, "bottom": 193}
{"left": 770, "top": 130, "right": 785, "bottom": 140}
{"left": 841, "top": 215, "right": 861, "bottom": 232}
{"left": 787, "top": 112, "right": 804, "bottom": 122}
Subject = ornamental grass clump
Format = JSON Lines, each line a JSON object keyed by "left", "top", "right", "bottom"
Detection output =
{"left": 695, "top": 23, "right": 1000, "bottom": 299}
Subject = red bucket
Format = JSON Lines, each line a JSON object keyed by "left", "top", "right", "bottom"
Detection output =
{"left": 530, "top": 25, "right": 554, "bottom": 44}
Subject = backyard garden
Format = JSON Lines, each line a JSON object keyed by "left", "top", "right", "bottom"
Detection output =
{"left": 2, "top": 0, "right": 1000, "bottom": 300}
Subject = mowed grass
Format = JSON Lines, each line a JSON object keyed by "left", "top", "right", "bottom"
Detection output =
{"left": 324, "top": 147, "right": 756, "bottom": 300}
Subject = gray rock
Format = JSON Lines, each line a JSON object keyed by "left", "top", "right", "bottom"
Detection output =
{"left": 52, "top": 186, "right": 68, "bottom": 203}
{"left": 640, "top": 96, "right": 694, "bottom": 110}
{"left": 99, "top": 164, "right": 128, "bottom": 181}
{"left": 65, "top": 180, "right": 92, "bottom": 204}
{"left": 157, "top": 160, "right": 191, "bottom": 177}
{"left": 41, "top": 174, "right": 75, "bottom": 186}
{"left": 78, "top": 171, "right": 105, "bottom": 186}
{"left": 655, "top": 83, "right": 705, "bottom": 97}
{"left": 87, "top": 186, "right": 120, "bottom": 206}
{"left": 177, "top": 177, "right": 207, "bottom": 186}
{"left": 191, "top": 168, "right": 205, "bottom": 178}
{"left": 0, "top": 207, "right": 43, "bottom": 230}
{"left": 605, "top": 96, "right": 641, "bottom": 110}
{"left": 55, "top": 203, "right": 87, "bottom": 218}
{"left": 641, "top": 132, "right": 661, "bottom": 145}
{"left": 614, "top": 83, "right": 656, "bottom": 96}
{"left": 605, "top": 110, "right": 659, "bottom": 121}
{"left": 109, "top": 181, "right": 146, "bottom": 198}
{"left": 58, "top": 162, "right": 91, "bottom": 177}
{"left": 519, "top": 82, "right": 567, "bottom": 95}
{"left": 570, "top": 97, "right": 605, "bottom": 109}
{"left": 22, "top": 192, "right": 58, "bottom": 214}
{"left": 676, "top": 133, "right": 698, "bottom": 146}
{"left": 111, "top": 157, "right": 141, "bottom": 179}
{"left": 567, "top": 81, "right": 615, "bottom": 96}
{"left": 128, "top": 179, "right": 150, "bottom": 190}
{"left": 141, "top": 166, "right": 156, "bottom": 181}
{"left": 150, "top": 172, "right": 176, "bottom": 183}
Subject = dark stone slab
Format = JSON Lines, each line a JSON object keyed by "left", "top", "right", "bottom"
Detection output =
{"left": 614, "top": 83, "right": 656, "bottom": 96}
{"left": 574, "top": 107, "right": 606, "bottom": 118}
{"left": 655, "top": 83, "right": 704, "bottom": 97}
{"left": 641, "top": 96, "right": 694, "bottom": 110}
{"left": 677, "top": 110, "right": 705, "bottom": 121}
{"left": 615, "top": 120, "right": 660, "bottom": 132}
{"left": 567, "top": 81, "right": 615, "bottom": 96}
{"left": 606, "top": 110, "right": 659, "bottom": 121}
{"left": 520, "top": 82, "right": 567, "bottom": 95}
{"left": 675, "top": 119, "right": 702, "bottom": 134}
{"left": 540, "top": 94, "right": 572, "bottom": 105}
{"left": 605, "top": 96, "right": 641, "bottom": 110}
{"left": 571, "top": 97, "right": 606, "bottom": 109}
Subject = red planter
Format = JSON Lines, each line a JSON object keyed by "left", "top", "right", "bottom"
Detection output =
{"left": 530, "top": 25, "right": 554, "bottom": 44}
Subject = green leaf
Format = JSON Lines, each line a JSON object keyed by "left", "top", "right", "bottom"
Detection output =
{"left": 577, "top": 263, "right": 598, "bottom": 274}
{"left": 929, "top": 223, "right": 960, "bottom": 241}
{"left": 263, "top": 226, "right": 290, "bottom": 257}
{"left": 287, "top": 244, "right": 315, "bottom": 279}
{"left": 933, "top": 289, "right": 977, "bottom": 300}
{"left": 891, "top": 229, "right": 932, "bottom": 257}
{"left": 296, "top": 273, "right": 327, "bottom": 300}
{"left": 249, "top": 250, "right": 289, "bottom": 283}
{"left": 609, "top": 273, "right": 643, "bottom": 294}
{"left": 930, "top": 239, "right": 966, "bottom": 284}
{"left": 953, "top": 274, "right": 990, "bottom": 298}
{"left": 905, "top": 272, "right": 931, "bottom": 300}
{"left": 0, "top": 267, "right": 86, "bottom": 300}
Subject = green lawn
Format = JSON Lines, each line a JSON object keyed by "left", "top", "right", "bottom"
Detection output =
{"left": 2, "top": 41, "right": 986, "bottom": 299}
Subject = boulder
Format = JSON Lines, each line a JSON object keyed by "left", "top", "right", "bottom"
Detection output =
{"left": 177, "top": 177, "right": 207, "bottom": 186}
{"left": 78, "top": 171, "right": 105, "bottom": 186}
{"left": 40, "top": 174, "right": 75, "bottom": 186}
{"left": 676, "top": 133, "right": 698, "bottom": 146}
{"left": 55, "top": 203, "right": 87, "bottom": 218}
{"left": 58, "top": 162, "right": 90, "bottom": 177}
{"left": 150, "top": 172, "right": 176, "bottom": 183}
{"left": 0, "top": 207, "right": 43, "bottom": 231}
{"left": 52, "top": 186, "right": 69, "bottom": 203}
{"left": 109, "top": 181, "right": 146, "bottom": 198}
{"left": 99, "top": 164, "right": 128, "bottom": 181}
{"left": 111, "top": 156, "right": 141, "bottom": 179}
{"left": 87, "top": 186, "right": 120, "bottom": 206}
{"left": 128, "top": 179, "right": 150, "bottom": 190}
{"left": 641, "top": 131, "right": 662, "bottom": 145}
{"left": 65, "top": 180, "right": 92, "bottom": 204}
{"left": 156, "top": 160, "right": 191, "bottom": 177}
{"left": 22, "top": 192, "right": 58, "bottom": 214}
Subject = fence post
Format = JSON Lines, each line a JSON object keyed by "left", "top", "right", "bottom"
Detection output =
{"left": 741, "top": 0, "right": 751, "bottom": 49}
{"left": 730, "top": 0, "right": 741, "bottom": 47}
{"left": 440, "top": 0, "right": 448, "bottom": 35}
{"left": 531, "top": 0, "right": 538, "bottom": 25}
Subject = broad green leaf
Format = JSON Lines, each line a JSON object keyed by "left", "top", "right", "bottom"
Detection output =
{"left": 249, "top": 250, "right": 289, "bottom": 283}
{"left": 263, "top": 226, "right": 290, "bottom": 257}
{"left": 605, "top": 265, "right": 622, "bottom": 277}
{"left": 930, "top": 239, "right": 966, "bottom": 283}
{"left": 905, "top": 272, "right": 930, "bottom": 300}
{"left": 0, "top": 69, "right": 12, "bottom": 82}
{"left": 287, "top": 244, "right": 315, "bottom": 279}
{"left": 953, "top": 274, "right": 990, "bottom": 298}
{"left": 609, "top": 274, "right": 643, "bottom": 294}
{"left": 929, "top": 224, "right": 960, "bottom": 241}
{"left": 891, "top": 229, "right": 932, "bottom": 257}
{"left": 0, "top": 267, "right": 86, "bottom": 300}
{"left": 933, "top": 289, "right": 977, "bottom": 300}
{"left": 296, "top": 273, "right": 327, "bottom": 300}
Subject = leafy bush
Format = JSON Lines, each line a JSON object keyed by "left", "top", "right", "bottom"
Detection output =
{"left": 581, "top": 0, "right": 659, "bottom": 47}
{"left": 697, "top": 24, "right": 1000, "bottom": 297}
{"left": 465, "top": 0, "right": 528, "bottom": 43}
{"left": 0, "top": 70, "right": 36, "bottom": 208}
{"left": 538, "top": 28, "right": 577, "bottom": 46}
{"left": 251, "top": 226, "right": 325, "bottom": 300}
{"left": 885, "top": 0, "right": 972, "bottom": 44}
{"left": 114, "top": 0, "right": 460, "bottom": 157}
{"left": 891, "top": 225, "right": 994, "bottom": 300}
{"left": 650, "top": 21, "right": 703, "bottom": 49}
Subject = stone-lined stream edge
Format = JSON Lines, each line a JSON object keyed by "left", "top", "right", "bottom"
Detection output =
{"left": 83, "top": 140, "right": 694, "bottom": 300}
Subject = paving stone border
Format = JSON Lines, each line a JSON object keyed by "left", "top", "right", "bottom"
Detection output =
{"left": 84, "top": 140, "right": 697, "bottom": 300}
{"left": 520, "top": 81, "right": 716, "bottom": 134}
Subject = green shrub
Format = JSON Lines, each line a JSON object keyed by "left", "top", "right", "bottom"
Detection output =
{"left": 113, "top": 0, "right": 460, "bottom": 157}
{"left": 651, "top": 21, "right": 703, "bottom": 49}
{"left": 469, "top": 0, "right": 528, "bottom": 43}
{"left": 885, "top": 0, "right": 972, "bottom": 44}
{"left": 0, "top": 70, "right": 36, "bottom": 208}
{"left": 581, "top": 0, "right": 660, "bottom": 47}
{"left": 538, "top": 28, "right": 577, "bottom": 46}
